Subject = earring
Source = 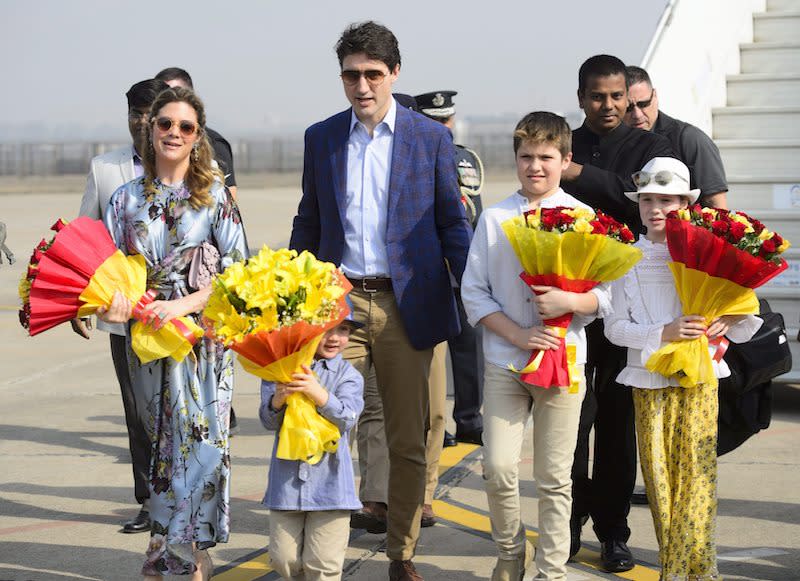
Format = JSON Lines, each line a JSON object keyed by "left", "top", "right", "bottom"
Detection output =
{"left": 192, "top": 144, "right": 199, "bottom": 162}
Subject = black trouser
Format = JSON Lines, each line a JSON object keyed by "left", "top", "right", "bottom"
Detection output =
{"left": 571, "top": 320, "right": 637, "bottom": 543}
{"left": 110, "top": 334, "right": 151, "bottom": 505}
{"left": 448, "top": 289, "right": 483, "bottom": 434}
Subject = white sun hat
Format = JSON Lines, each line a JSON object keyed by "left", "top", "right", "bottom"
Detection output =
{"left": 624, "top": 157, "right": 700, "bottom": 203}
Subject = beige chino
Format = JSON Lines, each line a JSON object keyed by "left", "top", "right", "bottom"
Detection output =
{"left": 483, "top": 364, "right": 585, "bottom": 580}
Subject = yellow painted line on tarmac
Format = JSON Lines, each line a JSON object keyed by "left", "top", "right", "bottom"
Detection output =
{"left": 432, "top": 498, "right": 659, "bottom": 580}
{"left": 438, "top": 441, "right": 480, "bottom": 474}
{"left": 211, "top": 551, "right": 272, "bottom": 581}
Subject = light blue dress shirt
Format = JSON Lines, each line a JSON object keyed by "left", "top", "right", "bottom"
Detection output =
{"left": 259, "top": 354, "right": 364, "bottom": 511}
{"left": 340, "top": 98, "right": 397, "bottom": 278}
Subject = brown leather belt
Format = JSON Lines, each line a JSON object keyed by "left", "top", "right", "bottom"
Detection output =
{"left": 347, "top": 276, "right": 393, "bottom": 293}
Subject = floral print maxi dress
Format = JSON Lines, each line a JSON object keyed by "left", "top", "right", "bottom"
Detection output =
{"left": 105, "top": 177, "right": 248, "bottom": 576}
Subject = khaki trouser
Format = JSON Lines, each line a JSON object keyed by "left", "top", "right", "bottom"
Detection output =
{"left": 268, "top": 510, "right": 351, "bottom": 581}
{"left": 425, "top": 342, "right": 448, "bottom": 503}
{"left": 358, "top": 342, "right": 448, "bottom": 506}
{"left": 346, "top": 288, "right": 433, "bottom": 561}
{"left": 483, "top": 364, "right": 585, "bottom": 580}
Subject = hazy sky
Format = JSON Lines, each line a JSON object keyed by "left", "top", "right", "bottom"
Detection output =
{"left": 1, "top": 0, "right": 667, "bottom": 140}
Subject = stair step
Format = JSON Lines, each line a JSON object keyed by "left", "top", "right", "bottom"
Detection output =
{"left": 740, "top": 42, "right": 800, "bottom": 74}
{"left": 717, "top": 140, "right": 800, "bottom": 180}
{"left": 726, "top": 73, "right": 800, "bottom": 107}
{"left": 768, "top": 0, "right": 799, "bottom": 11}
{"left": 725, "top": 179, "right": 800, "bottom": 211}
{"left": 753, "top": 11, "right": 800, "bottom": 42}
{"left": 712, "top": 106, "right": 800, "bottom": 140}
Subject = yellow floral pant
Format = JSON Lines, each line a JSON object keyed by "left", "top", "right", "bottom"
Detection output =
{"left": 633, "top": 385, "right": 721, "bottom": 581}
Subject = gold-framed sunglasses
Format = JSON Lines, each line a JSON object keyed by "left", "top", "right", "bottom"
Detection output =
{"left": 340, "top": 69, "right": 388, "bottom": 87}
{"left": 153, "top": 116, "right": 199, "bottom": 137}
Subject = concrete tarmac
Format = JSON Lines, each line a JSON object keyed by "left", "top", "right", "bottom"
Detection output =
{"left": 1, "top": 176, "right": 798, "bottom": 580}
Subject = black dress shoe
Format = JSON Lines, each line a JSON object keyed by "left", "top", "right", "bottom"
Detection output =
{"left": 569, "top": 514, "right": 588, "bottom": 559}
{"left": 600, "top": 539, "right": 634, "bottom": 572}
{"left": 454, "top": 429, "right": 483, "bottom": 446}
{"left": 350, "top": 501, "right": 387, "bottom": 534}
{"left": 122, "top": 508, "right": 151, "bottom": 533}
{"left": 443, "top": 431, "right": 457, "bottom": 448}
{"left": 631, "top": 491, "right": 649, "bottom": 505}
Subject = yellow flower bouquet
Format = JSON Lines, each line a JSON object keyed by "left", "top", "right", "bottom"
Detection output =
{"left": 203, "top": 246, "right": 352, "bottom": 464}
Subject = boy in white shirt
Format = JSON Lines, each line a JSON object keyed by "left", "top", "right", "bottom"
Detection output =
{"left": 461, "top": 111, "right": 611, "bottom": 581}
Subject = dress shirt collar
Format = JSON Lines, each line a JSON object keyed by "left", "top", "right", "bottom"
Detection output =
{"left": 349, "top": 97, "right": 397, "bottom": 136}
{"left": 314, "top": 353, "right": 344, "bottom": 372}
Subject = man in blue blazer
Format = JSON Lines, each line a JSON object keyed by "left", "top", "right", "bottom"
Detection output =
{"left": 290, "top": 21, "right": 472, "bottom": 581}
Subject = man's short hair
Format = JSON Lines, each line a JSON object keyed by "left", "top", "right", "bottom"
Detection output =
{"left": 126, "top": 79, "right": 170, "bottom": 110}
{"left": 625, "top": 65, "right": 652, "bottom": 88}
{"left": 578, "top": 54, "right": 627, "bottom": 95}
{"left": 335, "top": 21, "right": 401, "bottom": 71}
{"left": 155, "top": 67, "right": 194, "bottom": 89}
{"left": 513, "top": 111, "right": 572, "bottom": 157}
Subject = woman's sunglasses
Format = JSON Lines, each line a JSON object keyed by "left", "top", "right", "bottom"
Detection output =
{"left": 154, "top": 117, "right": 198, "bottom": 137}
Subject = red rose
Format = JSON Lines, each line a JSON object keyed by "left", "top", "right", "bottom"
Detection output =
{"left": 772, "top": 234, "right": 784, "bottom": 247}
{"left": 36, "top": 238, "right": 49, "bottom": 251}
{"left": 729, "top": 221, "right": 746, "bottom": 242}
{"left": 591, "top": 221, "right": 607, "bottom": 235}
{"left": 50, "top": 218, "right": 68, "bottom": 232}
{"left": 751, "top": 218, "right": 765, "bottom": 234}
{"left": 560, "top": 213, "right": 575, "bottom": 225}
{"left": 541, "top": 212, "right": 559, "bottom": 229}
{"left": 711, "top": 220, "right": 729, "bottom": 236}
{"left": 620, "top": 227, "right": 634, "bottom": 242}
{"left": 27, "top": 265, "right": 38, "bottom": 280}
{"left": 761, "top": 238, "right": 777, "bottom": 254}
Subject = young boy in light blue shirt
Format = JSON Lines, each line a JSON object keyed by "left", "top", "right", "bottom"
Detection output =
{"left": 259, "top": 311, "right": 364, "bottom": 581}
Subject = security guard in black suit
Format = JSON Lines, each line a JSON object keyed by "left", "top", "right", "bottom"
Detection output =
{"left": 415, "top": 91, "right": 484, "bottom": 446}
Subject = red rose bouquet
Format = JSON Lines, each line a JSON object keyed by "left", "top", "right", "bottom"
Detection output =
{"left": 502, "top": 206, "right": 641, "bottom": 391}
{"left": 646, "top": 205, "right": 790, "bottom": 387}
{"left": 18, "top": 217, "right": 202, "bottom": 362}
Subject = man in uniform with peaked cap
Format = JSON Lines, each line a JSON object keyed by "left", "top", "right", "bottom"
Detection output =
{"left": 414, "top": 90, "right": 485, "bottom": 524}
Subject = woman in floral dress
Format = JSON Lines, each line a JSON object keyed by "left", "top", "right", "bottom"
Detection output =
{"left": 97, "top": 86, "right": 248, "bottom": 580}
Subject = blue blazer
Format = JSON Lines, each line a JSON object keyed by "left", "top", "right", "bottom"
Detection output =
{"left": 290, "top": 105, "right": 472, "bottom": 350}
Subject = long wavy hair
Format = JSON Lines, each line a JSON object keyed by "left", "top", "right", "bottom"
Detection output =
{"left": 142, "top": 87, "right": 222, "bottom": 209}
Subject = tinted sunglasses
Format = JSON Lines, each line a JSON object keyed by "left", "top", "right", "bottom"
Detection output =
{"left": 626, "top": 91, "right": 655, "bottom": 112}
{"left": 340, "top": 69, "right": 387, "bottom": 87}
{"left": 632, "top": 170, "right": 689, "bottom": 188}
{"left": 154, "top": 117, "right": 199, "bottom": 137}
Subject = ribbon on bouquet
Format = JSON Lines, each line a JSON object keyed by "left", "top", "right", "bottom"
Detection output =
{"left": 508, "top": 326, "right": 582, "bottom": 394}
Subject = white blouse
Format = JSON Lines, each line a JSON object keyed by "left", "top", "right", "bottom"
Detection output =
{"left": 605, "top": 237, "right": 763, "bottom": 389}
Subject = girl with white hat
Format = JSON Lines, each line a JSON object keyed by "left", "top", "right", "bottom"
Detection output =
{"left": 604, "top": 157, "right": 761, "bottom": 580}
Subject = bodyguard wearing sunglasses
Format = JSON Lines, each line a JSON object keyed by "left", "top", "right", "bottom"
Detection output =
{"left": 559, "top": 55, "right": 674, "bottom": 574}
{"left": 73, "top": 78, "right": 170, "bottom": 535}
{"left": 289, "top": 21, "right": 471, "bottom": 581}
{"left": 624, "top": 66, "right": 728, "bottom": 209}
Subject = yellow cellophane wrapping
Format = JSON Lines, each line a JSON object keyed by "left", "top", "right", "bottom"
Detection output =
{"left": 76, "top": 251, "right": 203, "bottom": 363}
{"left": 129, "top": 319, "right": 204, "bottom": 364}
{"left": 238, "top": 334, "right": 340, "bottom": 465}
{"left": 646, "top": 263, "right": 759, "bottom": 388}
{"left": 501, "top": 219, "right": 643, "bottom": 282}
